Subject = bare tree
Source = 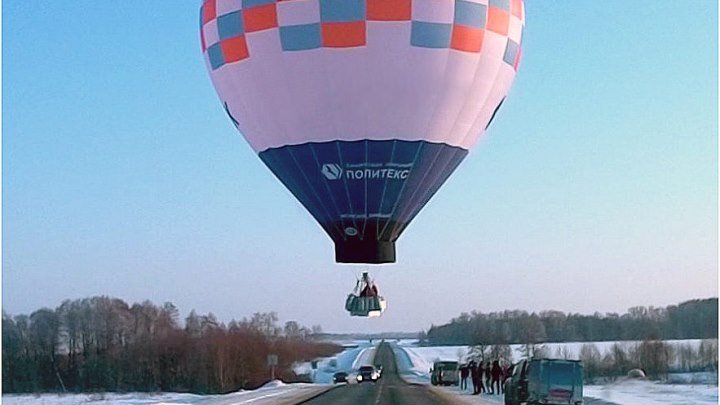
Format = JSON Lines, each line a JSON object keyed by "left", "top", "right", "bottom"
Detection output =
{"left": 579, "top": 343, "right": 602, "bottom": 382}
{"left": 2, "top": 296, "right": 342, "bottom": 394}
{"left": 29, "top": 309, "right": 64, "bottom": 391}
{"left": 638, "top": 340, "right": 671, "bottom": 380}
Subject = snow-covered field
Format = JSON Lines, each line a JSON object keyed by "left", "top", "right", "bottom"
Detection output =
{"left": 396, "top": 338, "right": 716, "bottom": 365}
{"left": 585, "top": 380, "right": 718, "bottom": 405}
{"left": 391, "top": 341, "right": 719, "bottom": 405}
{"left": 4, "top": 340, "right": 717, "bottom": 405}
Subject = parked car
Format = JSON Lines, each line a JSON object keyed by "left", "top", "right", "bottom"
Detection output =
{"left": 430, "top": 361, "right": 460, "bottom": 386}
{"left": 504, "top": 358, "right": 584, "bottom": 405}
{"left": 357, "top": 365, "right": 380, "bottom": 383}
{"left": 332, "top": 371, "right": 349, "bottom": 384}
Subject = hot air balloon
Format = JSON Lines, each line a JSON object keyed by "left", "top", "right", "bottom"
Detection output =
{"left": 199, "top": 0, "right": 525, "bottom": 265}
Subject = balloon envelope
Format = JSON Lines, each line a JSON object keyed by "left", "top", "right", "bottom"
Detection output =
{"left": 200, "top": 0, "right": 525, "bottom": 263}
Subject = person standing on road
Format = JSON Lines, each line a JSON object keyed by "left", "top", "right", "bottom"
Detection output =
{"left": 491, "top": 360, "right": 502, "bottom": 395}
{"left": 460, "top": 363, "right": 470, "bottom": 390}
{"left": 471, "top": 360, "right": 484, "bottom": 395}
{"left": 502, "top": 363, "right": 514, "bottom": 393}
{"left": 469, "top": 361, "right": 476, "bottom": 394}
{"left": 485, "top": 362, "right": 492, "bottom": 393}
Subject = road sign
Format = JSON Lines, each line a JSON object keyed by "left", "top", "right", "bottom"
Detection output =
{"left": 267, "top": 354, "right": 278, "bottom": 380}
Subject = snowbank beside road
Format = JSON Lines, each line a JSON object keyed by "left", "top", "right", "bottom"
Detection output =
{"left": 2, "top": 381, "right": 333, "bottom": 405}
{"left": 392, "top": 344, "right": 429, "bottom": 384}
{"left": 3, "top": 392, "right": 204, "bottom": 405}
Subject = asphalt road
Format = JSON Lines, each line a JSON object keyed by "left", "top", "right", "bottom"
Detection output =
{"left": 298, "top": 342, "right": 463, "bottom": 405}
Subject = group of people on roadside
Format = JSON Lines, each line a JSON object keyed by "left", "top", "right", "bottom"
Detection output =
{"left": 459, "top": 359, "right": 514, "bottom": 395}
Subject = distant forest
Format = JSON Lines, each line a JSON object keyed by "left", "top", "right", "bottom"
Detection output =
{"left": 423, "top": 298, "right": 718, "bottom": 346}
{"left": 2, "top": 297, "right": 340, "bottom": 394}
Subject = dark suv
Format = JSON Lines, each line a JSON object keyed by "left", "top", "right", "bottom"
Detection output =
{"left": 504, "top": 358, "right": 583, "bottom": 405}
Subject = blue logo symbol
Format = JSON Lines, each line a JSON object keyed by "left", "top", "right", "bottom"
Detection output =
{"left": 321, "top": 163, "right": 343, "bottom": 180}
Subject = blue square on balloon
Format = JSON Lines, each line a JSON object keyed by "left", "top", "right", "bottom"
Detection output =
{"left": 455, "top": 0, "right": 486, "bottom": 28}
{"left": 217, "top": 11, "right": 244, "bottom": 40}
{"left": 280, "top": 23, "right": 322, "bottom": 51}
{"left": 320, "top": 0, "right": 365, "bottom": 22}
{"left": 489, "top": 0, "right": 510, "bottom": 11}
{"left": 242, "top": 0, "right": 274, "bottom": 8}
{"left": 411, "top": 21, "right": 452, "bottom": 49}
{"left": 503, "top": 39, "right": 518, "bottom": 65}
{"left": 208, "top": 43, "right": 225, "bottom": 70}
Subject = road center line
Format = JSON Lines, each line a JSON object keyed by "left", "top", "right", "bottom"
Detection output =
{"left": 374, "top": 381, "right": 384, "bottom": 405}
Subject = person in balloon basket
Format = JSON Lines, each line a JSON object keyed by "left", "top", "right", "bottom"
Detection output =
{"left": 359, "top": 273, "right": 379, "bottom": 297}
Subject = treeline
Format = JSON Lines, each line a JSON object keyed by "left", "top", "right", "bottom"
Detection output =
{"left": 575, "top": 339, "right": 718, "bottom": 382}
{"left": 424, "top": 298, "right": 718, "bottom": 346}
{"left": 2, "top": 296, "right": 340, "bottom": 394}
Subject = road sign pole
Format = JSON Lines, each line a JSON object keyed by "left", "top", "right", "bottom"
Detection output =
{"left": 267, "top": 354, "right": 278, "bottom": 381}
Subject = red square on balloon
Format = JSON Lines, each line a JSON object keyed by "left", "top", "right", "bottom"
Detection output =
{"left": 202, "top": 0, "right": 217, "bottom": 25}
{"left": 322, "top": 21, "right": 366, "bottom": 47}
{"left": 510, "top": 0, "right": 523, "bottom": 19}
{"left": 487, "top": 7, "right": 509, "bottom": 36}
{"left": 451, "top": 25, "right": 484, "bottom": 53}
{"left": 243, "top": 3, "right": 278, "bottom": 33}
{"left": 221, "top": 36, "right": 249, "bottom": 63}
{"left": 367, "top": 0, "right": 411, "bottom": 21}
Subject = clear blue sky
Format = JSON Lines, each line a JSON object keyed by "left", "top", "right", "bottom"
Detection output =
{"left": 3, "top": 1, "right": 717, "bottom": 333}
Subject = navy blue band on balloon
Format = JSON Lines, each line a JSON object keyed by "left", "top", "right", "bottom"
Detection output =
{"left": 259, "top": 140, "right": 468, "bottom": 264}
